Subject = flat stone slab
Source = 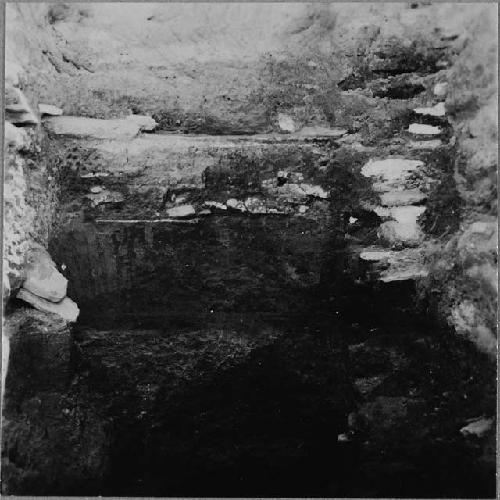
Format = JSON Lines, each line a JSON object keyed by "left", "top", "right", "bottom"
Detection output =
{"left": 414, "top": 102, "right": 446, "bottom": 117}
{"left": 408, "top": 123, "right": 442, "bottom": 135}
{"left": 361, "top": 158, "right": 424, "bottom": 191}
{"left": 39, "top": 103, "right": 63, "bottom": 116}
{"left": 17, "top": 288, "right": 80, "bottom": 322}
{"left": 379, "top": 189, "right": 426, "bottom": 206}
{"left": 44, "top": 115, "right": 157, "bottom": 140}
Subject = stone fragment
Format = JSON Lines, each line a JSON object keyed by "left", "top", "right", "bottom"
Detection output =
{"left": 460, "top": 417, "right": 494, "bottom": 438}
{"left": 414, "top": 102, "right": 446, "bottom": 117}
{"left": 23, "top": 245, "right": 68, "bottom": 303}
{"left": 5, "top": 121, "right": 28, "bottom": 150}
{"left": 362, "top": 158, "right": 423, "bottom": 189}
{"left": 301, "top": 184, "right": 329, "bottom": 199}
{"left": 204, "top": 201, "right": 227, "bottom": 211}
{"left": 125, "top": 114, "right": 157, "bottom": 131}
{"left": 379, "top": 189, "right": 426, "bottom": 206}
{"left": 90, "top": 186, "right": 103, "bottom": 194}
{"left": 433, "top": 82, "right": 448, "bottom": 97}
{"left": 294, "top": 126, "right": 347, "bottom": 138}
{"left": 408, "top": 139, "right": 442, "bottom": 149}
{"left": 226, "top": 198, "right": 247, "bottom": 212}
{"left": 16, "top": 288, "right": 79, "bottom": 322}
{"left": 277, "top": 113, "right": 297, "bottom": 133}
{"left": 360, "top": 250, "right": 392, "bottom": 261}
{"left": 298, "top": 205, "right": 309, "bottom": 214}
{"left": 408, "top": 123, "right": 442, "bottom": 135}
{"left": 166, "top": 204, "right": 196, "bottom": 218}
{"left": 378, "top": 220, "right": 424, "bottom": 247}
{"left": 5, "top": 87, "right": 39, "bottom": 125}
{"left": 86, "top": 189, "right": 124, "bottom": 207}
{"left": 244, "top": 197, "right": 268, "bottom": 214}
{"left": 44, "top": 116, "right": 153, "bottom": 140}
{"left": 39, "top": 103, "right": 63, "bottom": 116}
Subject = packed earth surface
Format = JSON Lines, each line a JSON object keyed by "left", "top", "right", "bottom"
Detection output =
{"left": 2, "top": 3, "right": 497, "bottom": 497}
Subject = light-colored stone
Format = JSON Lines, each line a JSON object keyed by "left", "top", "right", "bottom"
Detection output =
{"left": 301, "top": 183, "right": 329, "bottom": 199}
{"left": 277, "top": 113, "right": 297, "bottom": 133}
{"left": 408, "top": 139, "right": 442, "bottom": 149}
{"left": 360, "top": 250, "right": 392, "bottom": 261}
{"left": 244, "top": 197, "right": 268, "bottom": 214}
{"left": 408, "top": 123, "right": 442, "bottom": 135}
{"left": 44, "top": 116, "right": 154, "bottom": 140}
{"left": 5, "top": 87, "right": 39, "bottom": 125}
{"left": 294, "top": 126, "right": 347, "bottom": 138}
{"left": 380, "top": 189, "right": 426, "bottom": 206}
{"left": 39, "top": 103, "right": 63, "bottom": 116}
{"left": 16, "top": 288, "right": 79, "bottom": 323}
{"left": 362, "top": 158, "right": 424, "bottom": 191}
{"left": 460, "top": 417, "right": 494, "bottom": 438}
{"left": 433, "top": 81, "right": 448, "bottom": 97}
{"left": 226, "top": 198, "right": 247, "bottom": 212}
{"left": 86, "top": 189, "right": 124, "bottom": 207}
{"left": 204, "top": 201, "right": 227, "bottom": 211}
{"left": 23, "top": 245, "right": 68, "bottom": 303}
{"left": 125, "top": 114, "right": 157, "bottom": 131}
{"left": 166, "top": 204, "right": 196, "bottom": 218}
{"left": 414, "top": 102, "right": 446, "bottom": 117}
{"left": 378, "top": 220, "right": 424, "bottom": 247}
{"left": 90, "top": 185, "right": 103, "bottom": 194}
{"left": 5, "top": 121, "right": 28, "bottom": 150}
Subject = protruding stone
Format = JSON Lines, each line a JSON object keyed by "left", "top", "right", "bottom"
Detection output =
{"left": 414, "top": 102, "right": 446, "bottom": 117}
{"left": 5, "top": 88, "right": 39, "bottom": 125}
{"left": 16, "top": 288, "right": 79, "bottom": 322}
{"left": 23, "top": 245, "right": 68, "bottom": 303}
{"left": 226, "top": 198, "right": 247, "bottom": 212}
{"left": 433, "top": 82, "right": 448, "bottom": 97}
{"left": 460, "top": 417, "right": 494, "bottom": 438}
{"left": 301, "top": 183, "right": 329, "bottom": 199}
{"left": 360, "top": 250, "right": 392, "bottom": 261}
{"left": 408, "top": 123, "right": 442, "bottom": 135}
{"left": 277, "top": 113, "right": 297, "bottom": 133}
{"left": 44, "top": 116, "right": 155, "bottom": 140}
{"left": 90, "top": 186, "right": 103, "bottom": 194}
{"left": 361, "top": 158, "right": 424, "bottom": 190}
{"left": 125, "top": 114, "right": 157, "bottom": 131}
{"left": 166, "top": 204, "right": 196, "bottom": 218}
{"left": 294, "top": 126, "right": 347, "bottom": 138}
{"left": 378, "top": 220, "right": 424, "bottom": 247}
{"left": 39, "top": 103, "right": 63, "bottom": 116}
{"left": 5, "top": 121, "right": 28, "bottom": 150}
{"left": 380, "top": 189, "right": 426, "bottom": 206}
{"left": 408, "top": 139, "right": 442, "bottom": 149}
{"left": 86, "top": 189, "right": 124, "bottom": 207}
{"left": 204, "top": 201, "right": 227, "bottom": 211}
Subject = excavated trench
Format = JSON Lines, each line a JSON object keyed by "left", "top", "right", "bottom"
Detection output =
{"left": 6, "top": 127, "right": 490, "bottom": 497}
{"left": 3, "top": 4, "right": 497, "bottom": 497}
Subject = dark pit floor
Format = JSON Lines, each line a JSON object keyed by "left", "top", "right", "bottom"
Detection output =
{"left": 21, "top": 217, "right": 493, "bottom": 497}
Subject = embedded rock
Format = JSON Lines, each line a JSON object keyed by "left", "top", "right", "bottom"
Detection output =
{"left": 408, "top": 123, "right": 442, "bottom": 135}
{"left": 379, "top": 189, "right": 426, "bottom": 206}
{"left": 414, "top": 102, "right": 446, "bottom": 117}
{"left": 277, "top": 113, "right": 297, "bottom": 133}
{"left": 433, "top": 81, "right": 448, "bottom": 97}
{"left": 23, "top": 245, "right": 68, "bottom": 303}
{"left": 166, "top": 204, "right": 196, "bottom": 218}
{"left": 16, "top": 288, "right": 80, "bottom": 322}
{"left": 39, "top": 103, "right": 63, "bottom": 116}
{"left": 44, "top": 115, "right": 155, "bottom": 140}
{"left": 460, "top": 417, "right": 494, "bottom": 438}
{"left": 5, "top": 122, "right": 28, "bottom": 150}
